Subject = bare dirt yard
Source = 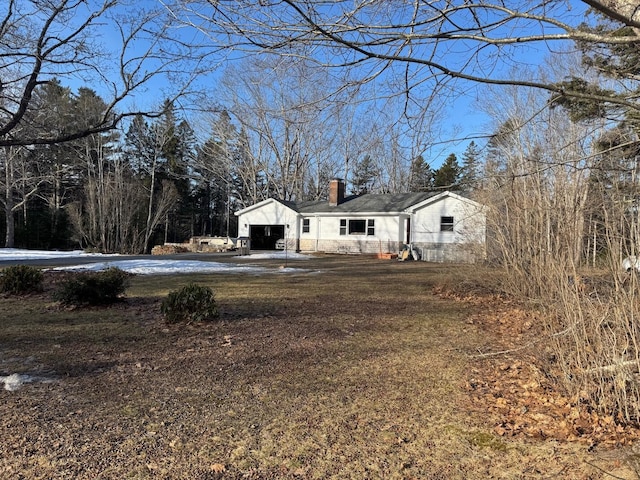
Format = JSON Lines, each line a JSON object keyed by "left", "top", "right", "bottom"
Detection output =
{"left": 1, "top": 255, "right": 639, "bottom": 479}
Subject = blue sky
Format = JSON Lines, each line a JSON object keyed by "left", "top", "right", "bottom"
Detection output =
{"left": 57, "top": 0, "right": 591, "bottom": 169}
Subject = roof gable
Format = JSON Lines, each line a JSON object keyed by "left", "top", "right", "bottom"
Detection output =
{"left": 408, "top": 191, "right": 485, "bottom": 212}
{"left": 235, "top": 198, "right": 299, "bottom": 216}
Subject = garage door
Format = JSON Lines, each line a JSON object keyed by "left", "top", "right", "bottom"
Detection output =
{"left": 249, "top": 225, "right": 285, "bottom": 250}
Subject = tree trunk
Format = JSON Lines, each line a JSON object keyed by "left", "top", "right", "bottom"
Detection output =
{"left": 4, "top": 199, "right": 14, "bottom": 248}
{"left": 4, "top": 154, "right": 14, "bottom": 248}
{"left": 143, "top": 160, "right": 157, "bottom": 254}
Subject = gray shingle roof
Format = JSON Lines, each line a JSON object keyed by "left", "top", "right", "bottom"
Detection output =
{"left": 282, "top": 192, "right": 439, "bottom": 214}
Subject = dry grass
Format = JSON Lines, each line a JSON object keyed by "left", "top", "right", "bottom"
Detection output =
{"left": 0, "top": 255, "right": 633, "bottom": 479}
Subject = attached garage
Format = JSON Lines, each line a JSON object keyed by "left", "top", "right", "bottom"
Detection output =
{"left": 235, "top": 198, "right": 300, "bottom": 251}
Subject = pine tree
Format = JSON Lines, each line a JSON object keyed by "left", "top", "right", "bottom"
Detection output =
{"left": 123, "top": 111, "right": 180, "bottom": 252}
{"left": 459, "top": 141, "right": 482, "bottom": 192}
{"left": 408, "top": 155, "right": 434, "bottom": 192}
{"left": 433, "top": 153, "right": 461, "bottom": 189}
{"left": 350, "top": 155, "right": 377, "bottom": 195}
{"left": 192, "top": 110, "right": 241, "bottom": 237}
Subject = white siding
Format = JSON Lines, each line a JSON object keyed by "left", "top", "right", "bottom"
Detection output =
{"left": 236, "top": 200, "right": 300, "bottom": 238}
{"left": 411, "top": 195, "right": 485, "bottom": 245}
{"left": 298, "top": 214, "right": 403, "bottom": 253}
{"left": 409, "top": 194, "right": 486, "bottom": 262}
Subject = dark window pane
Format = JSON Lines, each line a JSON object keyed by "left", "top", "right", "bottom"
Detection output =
{"left": 440, "top": 216, "right": 454, "bottom": 232}
{"left": 349, "top": 219, "right": 366, "bottom": 234}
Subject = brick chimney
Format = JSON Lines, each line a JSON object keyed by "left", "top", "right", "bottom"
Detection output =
{"left": 329, "top": 178, "right": 345, "bottom": 206}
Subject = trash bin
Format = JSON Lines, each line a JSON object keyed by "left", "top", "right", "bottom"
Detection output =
{"left": 237, "top": 236, "right": 251, "bottom": 256}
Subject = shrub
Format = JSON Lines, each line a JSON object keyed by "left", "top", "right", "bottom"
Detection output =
{"left": 53, "top": 267, "right": 130, "bottom": 306}
{"left": 0, "top": 265, "right": 44, "bottom": 294}
{"left": 161, "top": 283, "right": 219, "bottom": 324}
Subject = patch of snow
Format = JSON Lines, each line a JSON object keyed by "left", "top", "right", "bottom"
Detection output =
{"left": 0, "top": 248, "right": 114, "bottom": 260}
{"left": 237, "top": 251, "right": 311, "bottom": 260}
{"left": 52, "top": 260, "right": 270, "bottom": 275}
{"left": 2, "top": 373, "right": 33, "bottom": 391}
{"left": 1, "top": 369, "right": 57, "bottom": 391}
{"left": 1, "top": 248, "right": 315, "bottom": 275}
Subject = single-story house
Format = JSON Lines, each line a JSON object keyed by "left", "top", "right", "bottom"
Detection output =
{"left": 235, "top": 179, "right": 487, "bottom": 262}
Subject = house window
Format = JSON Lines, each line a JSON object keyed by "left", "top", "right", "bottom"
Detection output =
{"left": 340, "top": 218, "right": 374, "bottom": 235}
{"left": 302, "top": 218, "right": 310, "bottom": 233}
{"left": 440, "top": 216, "right": 454, "bottom": 232}
{"left": 348, "top": 219, "right": 366, "bottom": 235}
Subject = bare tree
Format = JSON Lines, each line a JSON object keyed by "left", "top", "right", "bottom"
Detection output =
{"left": 217, "top": 56, "right": 350, "bottom": 201}
{"left": 125, "top": 114, "right": 182, "bottom": 253}
{"left": 176, "top": 1, "right": 640, "bottom": 117}
{"left": 67, "top": 155, "right": 145, "bottom": 253}
{"left": 0, "top": 0, "right": 215, "bottom": 148}
{"left": 478, "top": 76, "right": 592, "bottom": 282}
{"left": 0, "top": 145, "right": 48, "bottom": 247}
{"left": 0, "top": 0, "right": 216, "bottom": 248}
{"left": 475, "top": 73, "right": 640, "bottom": 422}
{"left": 68, "top": 142, "right": 180, "bottom": 254}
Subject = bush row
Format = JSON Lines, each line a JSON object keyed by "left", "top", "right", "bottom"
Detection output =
{"left": 0, "top": 265, "right": 219, "bottom": 324}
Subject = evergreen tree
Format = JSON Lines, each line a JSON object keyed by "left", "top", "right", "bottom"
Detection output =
{"left": 408, "top": 155, "right": 434, "bottom": 192}
{"left": 551, "top": 11, "right": 638, "bottom": 124}
{"left": 193, "top": 110, "right": 240, "bottom": 237}
{"left": 350, "top": 155, "right": 377, "bottom": 195}
{"left": 6, "top": 80, "right": 97, "bottom": 249}
{"left": 161, "top": 108, "right": 196, "bottom": 243}
{"left": 158, "top": 100, "right": 179, "bottom": 174}
{"left": 124, "top": 115, "right": 156, "bottom": 174}
{"left": 433, "top": 153, "right": 461, "bottom": 189}
{"left": 587, "top": 125, "right": 640, "bottom": 257}
{"left": 459, "top": 141, "right": 482, "bottom": 192}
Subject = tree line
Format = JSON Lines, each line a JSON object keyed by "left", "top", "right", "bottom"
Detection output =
{"left": 0, "top": 78, "right": 479, "bottom": 253}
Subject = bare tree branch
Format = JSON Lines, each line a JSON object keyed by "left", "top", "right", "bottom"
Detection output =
{"left": 175, "top": 0, "right": 640, "bottom": 114}
{"left": 0, "top": 0, "right": 219, "bottom": 147}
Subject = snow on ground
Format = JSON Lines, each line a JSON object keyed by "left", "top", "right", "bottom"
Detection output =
{"left": 1, "top": 373, "right": 34, "bottom": 391}
{"left": 235, "top": 251, "right": 310, "bottom": 260}
{"left": 0, "top": 373, "right": 55, "bottom": 391}
{"left": 0, "top": 248, "right": 312, "bottom": 275}
{"left": 0, "top": 248, "right": 116, "bottom": 260}
{"left": 52, "top": 259, "right": 269, "bottom": 275}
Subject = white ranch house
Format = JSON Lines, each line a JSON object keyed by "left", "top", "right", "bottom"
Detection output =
{"left": 235, "top": 179, "right": 486, "bottom": 262}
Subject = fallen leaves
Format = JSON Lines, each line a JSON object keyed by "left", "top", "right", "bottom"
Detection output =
{"left": 437, "top": 284, "right": 640, "bottom": 449}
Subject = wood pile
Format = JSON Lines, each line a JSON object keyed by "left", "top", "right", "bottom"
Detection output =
{"left": 151, "top": 244, "right": 190, "bottom": 255}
